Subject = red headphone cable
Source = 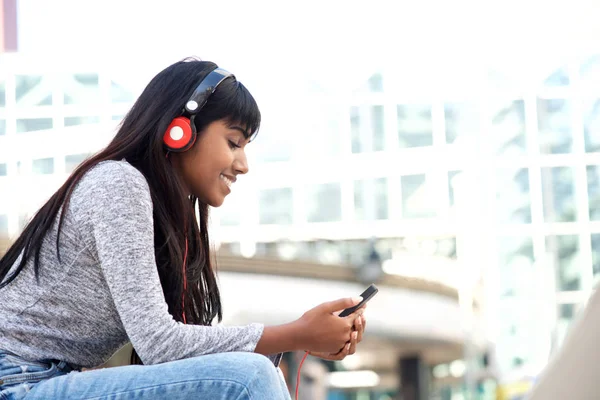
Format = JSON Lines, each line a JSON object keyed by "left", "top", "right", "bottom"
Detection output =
{"left": 295, "top": 351, "right": 309, "bottom": 400}
{"left": 181, "top": 237, "right": 188, "bottom": 324}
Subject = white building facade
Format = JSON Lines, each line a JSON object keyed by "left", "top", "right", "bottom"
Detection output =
{"left": 2, "top": 51, "right": 600, "bottom": 395}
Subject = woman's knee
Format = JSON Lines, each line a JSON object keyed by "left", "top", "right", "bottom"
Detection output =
{"left": 232, "top": 352, "right": 279, "bottom": 377}
{"left": 192, "top": 353, "right": 284, "bottom": 398}
{"left": 227, "top": 353, "right": 282, "bottom": 394}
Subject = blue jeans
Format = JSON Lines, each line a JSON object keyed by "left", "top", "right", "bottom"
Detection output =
{"left": 0, "top": 351, "right": 291, "bottom": 399}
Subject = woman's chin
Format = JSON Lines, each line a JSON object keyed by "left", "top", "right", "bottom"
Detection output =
{"left": 207, "top": 196, "right": 226, "bottom": 208}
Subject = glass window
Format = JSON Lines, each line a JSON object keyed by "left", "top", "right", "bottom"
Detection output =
{"left": 397, "top": 104, "right": 433, "bottom": 148}
{"left": 353, "top": 72, "right": 384, "bottom": 95}
{"left": 371, "top": 105, "right": 385, "bottom": 151}
{"left": 350, "top": 106, "right": 383, "bottom": 153}
{"left": 17, "top": 118, "right": 53, "bottom": 133}
{"left": 0, "top": 80, "right": 5, "bottom": 107}
{"left": 541, "top": 167, "right": 576, "bottom": 222}
{"left": 498, "top": 237, "right": 534, "bottom": 297}
{"left": 111, "top": 81, "right": 135, "bottom": 103}
{"left": 556, "top": 303, "right": 583, "bottom": 348}
{"left": 436, "top": 237, "right": 457, "bottom": 258}
{"left": 350, "top": 106, "right": 361, "bottom": 153}
{"left": 259, "top": 188, "right": 293, "bottom": 225}
{"left": 580, "top": 54, "right": 600, "bottom": 90}
{"left": 591, "top": 234, "right": 600, "bottom": 284}
{"left": 65, "top": 153, "right": 90, "bottom": 174}
{"left": 591, "top": 233, "right": 600, "bottom": 283}
{"left": 491, "top": 100, "right": 526, "bottom": 156}
{"left": 559, "top": 303, "right": 576, "bottom": 319}
{"left": 64, "top": 116, "right": 101, "bottom": 127}
{"left": 0, "top": 215, "right": 7, "bottom": 236}
{"left": 16, "top": 75, "right": 52, "bottom": 106}
{"left": 306, "top": 183, "right": 341, "bottom": 223}
{"left": 543, "top": 66, "right": 570, "bottom": 87}
{"left": 537, "top": 99, "right": 572, "bottom": 154}
{"left": 496, "top": 168, "right": 532, "bottom": 224}
{"left": 401, "top": 174, "right": 436, "bottom": 218}
{"left": 354, "top": 178, "right": 388, "bottom": 220}
{"left": 546, "top": 235, "right": 582, "bottom": 291}
{"left": 583, "top": 98, "right": 600, "bottom": 153}
{"left": 448, "top": 170, "right": 462, "bottom": 207}
{"left": 0, "top": 163, "right": 6, "bottom": 176}
{"left": 32, "top": 158, "right": 54, "bottom": 175}
{"left": 587, "top": 166, "right": 600, "bottom": 221}
{"left": 444, "top": 102, "right": 479, "bottom": 144}
{"left": 64, "top": 73, "right": 100, "bottom": 105}
{"left": 0, "top": 119, "right": 5, "bottom": 135}
{"left": 368, "top": 72, "right": 383, "bottom": 92}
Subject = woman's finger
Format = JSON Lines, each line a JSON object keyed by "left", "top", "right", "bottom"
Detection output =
{"left": 348, "top": 331, "right": 358, "bottom": 355}
{"left": 311, "top": 341, "right": 351, "bottom": 361}
{"left": 333, "top": 342, "right": 351, "bottom": 360}
{"left": 356, "top": 316, "right": 364, "bottom": 343}
{"left": 344, "top": 307, "right": 365, "bottom": 325}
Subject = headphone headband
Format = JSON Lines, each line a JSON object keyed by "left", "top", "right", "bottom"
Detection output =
{"left": 184, "top": 68, "right": 234, "bottom": 115}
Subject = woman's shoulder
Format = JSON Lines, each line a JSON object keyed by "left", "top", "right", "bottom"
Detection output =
{"left": 74, "top": 160, "right": 150, "bottom": 200}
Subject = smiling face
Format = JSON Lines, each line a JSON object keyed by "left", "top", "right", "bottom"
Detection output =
{"left": 172, "top": 119, "right": 250, "bottom": 207}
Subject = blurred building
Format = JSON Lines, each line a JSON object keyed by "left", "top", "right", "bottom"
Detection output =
{"left": 2, "top": 34, "right": 600, "bottom": 398}
{"left": 204, "top": 53, "right": 600, "bottom": 396}
{"left": 213, "top": 52, "right": 600, "bottom": 387}
{"left": 0, "top": 52, "right": 493, "bottom": 399}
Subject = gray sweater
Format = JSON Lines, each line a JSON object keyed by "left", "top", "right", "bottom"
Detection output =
{"left": 0, "top": 160, "right": 279, "bottom": 368}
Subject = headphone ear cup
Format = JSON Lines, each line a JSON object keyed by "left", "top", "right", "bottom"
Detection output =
{"left": 163, "top": 117, "right": 196, "bottom": 152}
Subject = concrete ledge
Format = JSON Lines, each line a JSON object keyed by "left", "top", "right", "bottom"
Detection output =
{"left": 1, "top": 238, "right": 460, "bottom": 302}
{"left": 216, "top": 252, "right": 460, "bottom": 301}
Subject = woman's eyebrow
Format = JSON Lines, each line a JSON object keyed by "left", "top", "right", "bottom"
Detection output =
{"left": 228, "top": 125, "right": 250, "bottom": 138}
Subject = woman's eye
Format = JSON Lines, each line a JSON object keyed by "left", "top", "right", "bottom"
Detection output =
{"left": 228, "top": 140, "right": 241, "bottom": 149}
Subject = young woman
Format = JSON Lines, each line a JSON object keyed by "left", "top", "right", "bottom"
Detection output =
{"left": 0, "top": 59, "right": 367, "bottom": 400}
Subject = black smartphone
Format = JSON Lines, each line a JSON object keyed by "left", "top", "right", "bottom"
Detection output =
{"left": 338, "top": 284, "right": 379, "bottom": 317}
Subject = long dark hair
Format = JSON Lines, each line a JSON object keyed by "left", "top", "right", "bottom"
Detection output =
{"left": 0, "top": 59, "right": 261, "bottom": 362}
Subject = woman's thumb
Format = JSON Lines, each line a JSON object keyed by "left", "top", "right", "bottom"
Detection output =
{"left": 322, "top": 297, "right": 363, "bottom": 313}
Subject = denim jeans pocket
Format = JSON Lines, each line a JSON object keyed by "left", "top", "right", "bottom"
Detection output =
{"left": 0, "top": 352, "right": 68, "bottom": 400}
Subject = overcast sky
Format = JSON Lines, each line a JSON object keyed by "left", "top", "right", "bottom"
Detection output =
{"left": 15, "top": 0, "right": 600, "bottom": 85}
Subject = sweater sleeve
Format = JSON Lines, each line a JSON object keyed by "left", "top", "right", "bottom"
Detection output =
{"left": 71, "top": 161, "right": 265, "bottom": 365}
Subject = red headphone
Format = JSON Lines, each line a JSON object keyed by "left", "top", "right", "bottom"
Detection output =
{"left": 163, "top": 116, "right": 196, "bottom": 152}
{"left": 163, "top": 67, "right": 233, "bottom": 152}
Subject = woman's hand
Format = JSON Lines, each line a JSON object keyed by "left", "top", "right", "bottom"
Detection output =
{"left": 293, "top": 297, "right": 365, "bottom": 354}
{"left": 308, "top": 313, "right": 366, "bottom": 361}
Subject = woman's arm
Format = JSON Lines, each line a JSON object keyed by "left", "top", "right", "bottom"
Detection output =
{"left": 254, "top": 323, "right": 304, "bottom": 355}
{"left": 73, "top": 162, "right": 267, "bottom": 365}
{"left": 73, "top": 161, "right": 364, "bottom": 365}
